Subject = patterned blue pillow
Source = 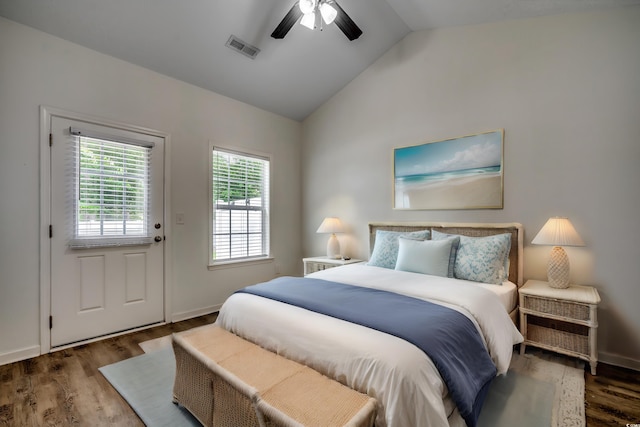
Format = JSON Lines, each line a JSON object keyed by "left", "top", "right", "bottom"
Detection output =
{"left": 368, "top": 229, "right": 431, "bottom": 269}
{"left": 432, "top": 230, "right": 511, "bottom": 284}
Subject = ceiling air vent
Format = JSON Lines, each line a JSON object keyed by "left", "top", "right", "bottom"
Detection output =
{"left": 225, "top": 35, "right": 260, "bottom": 60}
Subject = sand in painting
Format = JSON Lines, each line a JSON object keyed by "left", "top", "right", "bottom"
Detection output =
{"left": 402, "top": 174, "right": 501, "bottom": 209}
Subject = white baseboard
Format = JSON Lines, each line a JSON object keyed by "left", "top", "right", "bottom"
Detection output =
{"left": 600, "top": 351, "right": 640, "bottom": 372}
{"left": 172, "top": 304, "right": 222, "bottom": 323}
{"left": 0, "top": 345, "right": 41, "bottom": 366}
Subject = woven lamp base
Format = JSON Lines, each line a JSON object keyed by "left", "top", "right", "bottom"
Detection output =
{"left": 547, "top": 246, "right": 570, "bottom": 289}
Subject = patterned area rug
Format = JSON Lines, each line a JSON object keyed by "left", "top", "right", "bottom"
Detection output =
{"left": 138, "top": 334, "right": 172, "bottom": 353}
{"left": 99, "top": 346, "right": 200, "bottom": 427}
{"left": 99, "top": 337, "right": 585, "bottom": 427}
{"left": 481, "top": 350, "right": 585, "bottom": 427}
{"left": 511, "top": 351, "right": 585, "bottom": 427}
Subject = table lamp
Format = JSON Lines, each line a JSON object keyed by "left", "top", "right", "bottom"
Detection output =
{"left": 316, "top": 217, "right": 345, "bottom": 259}
{"left": 531, "top": 217, "right": 585, "bottom": 289}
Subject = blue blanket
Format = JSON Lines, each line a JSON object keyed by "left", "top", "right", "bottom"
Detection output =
{"left": 237, "top": 276, "right": 496, "bottom": 427}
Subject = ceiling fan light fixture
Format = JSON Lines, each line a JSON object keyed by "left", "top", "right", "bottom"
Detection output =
{"left": 271, "top": 0, "right": 362, "bottom": 41}
{"left": 299, "top": 0, "right": 317, "bottom": 15}
{"left": 300, "top": 12, "right": 316, "bottom": 29}
{"left": 319, "top": 2, "right": 337, "bottom": 25}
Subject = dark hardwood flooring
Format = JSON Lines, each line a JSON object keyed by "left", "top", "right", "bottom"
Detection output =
{"left": 586, "top": 363, "right": 640, "bottom": 426}
{"left": 1, "top": 313, "right": 639, "bottom": 426}
{"left": 0, "top": 314, "right": 217, "bottom": 426}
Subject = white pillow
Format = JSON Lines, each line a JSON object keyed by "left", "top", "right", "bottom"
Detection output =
{"left": 395, "top": 237, "right": 459, "bottom": 278}
{"left": 368, "top": 229, "right": 431, "bottom": 269}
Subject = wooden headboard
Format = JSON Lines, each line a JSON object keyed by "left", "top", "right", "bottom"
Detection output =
{"left": 368, "top": 222, "right": 524, "bottom": 287}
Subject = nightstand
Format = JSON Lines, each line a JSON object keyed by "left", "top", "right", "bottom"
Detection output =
{"left": 303, "top": 256, "right": 362, "bottom": 276}
{"left": 519, "top": 279, "right": 600, "bottom": 374}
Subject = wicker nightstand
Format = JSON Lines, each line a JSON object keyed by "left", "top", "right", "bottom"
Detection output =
{"left": 519, "top": 280, "right": 600, "bottom": 374}
{"left": 303, "top": 257, "right": 362, "bottom": 276}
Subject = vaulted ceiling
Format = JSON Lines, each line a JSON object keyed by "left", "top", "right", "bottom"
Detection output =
{"left": 1, "top": 0, "right": 638, "bottom": 121}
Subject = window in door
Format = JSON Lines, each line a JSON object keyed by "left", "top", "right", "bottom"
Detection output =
{"left": 69, "top": 127, "right": 153, "bottom": 248}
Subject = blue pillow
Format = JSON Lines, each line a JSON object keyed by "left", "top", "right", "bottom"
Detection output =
{"left": 432, "top": 230, "right": 511, "bottom": 284}
{"left": 395, "top": 236, "right": 460, "bottom": 278}
{"left": 368, "top": 229, "right": 430, "bottom": 269}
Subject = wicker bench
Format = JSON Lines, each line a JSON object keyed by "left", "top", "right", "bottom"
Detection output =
{"left": 172, "top": 325, "right": 377, "bottom": 427}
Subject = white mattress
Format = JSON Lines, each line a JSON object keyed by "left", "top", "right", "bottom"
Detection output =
{"left": 474, "top": 280, "right": 518, "bottom": 313}
{"left": 216, "top": 264, "right": 523, "bottom": 427}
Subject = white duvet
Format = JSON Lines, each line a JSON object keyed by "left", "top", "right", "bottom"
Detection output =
{"left": 216, "top": 264, "right": 523, "bottom": 427}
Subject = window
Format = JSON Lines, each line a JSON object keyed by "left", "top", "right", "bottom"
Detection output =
{"left": 69, "top": 127, "right": 153, "bottom": 248}
{"left": 211, "top": 147, "right": 270, "bottom": 264}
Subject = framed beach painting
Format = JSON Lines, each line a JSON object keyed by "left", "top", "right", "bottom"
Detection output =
{"left": 393, "top": 129, "right": 504, "bottom": 210}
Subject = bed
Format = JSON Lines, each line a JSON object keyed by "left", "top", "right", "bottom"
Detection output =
{"left": 175, "top": 222, "right": 524, "bottom": 427}
{"left": 365, "top": 222, "right": 523, "bottom": 324}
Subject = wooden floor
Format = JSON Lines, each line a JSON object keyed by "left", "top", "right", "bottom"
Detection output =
{"left": 586, "top": 362, "right": 640, "bottom": 426}
{"left": 0, "top": 314, "right": 217, "bottom": 426}
{"left": 1, "top": 313, "right": 639, "bottom": 426}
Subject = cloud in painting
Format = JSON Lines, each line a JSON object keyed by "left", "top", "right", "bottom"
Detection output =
{"left": 395, "top": 131, "right": 503, "bottom": 177}
{"left": 436, "top": 141, "right": 501, "bottom": 173}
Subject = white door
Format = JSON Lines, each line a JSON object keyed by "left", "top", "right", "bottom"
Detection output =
{"left": 49, "top": 116, "right": 165, "bottom": 347}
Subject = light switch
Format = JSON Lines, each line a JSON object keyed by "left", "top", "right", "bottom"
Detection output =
{"left": 176, "top": 213, "right": 185, "bottom": 224}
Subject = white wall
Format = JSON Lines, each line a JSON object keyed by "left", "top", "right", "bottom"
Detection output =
{"left": 302, "top": 7, "right": 640, "bottom": 369}
{"left": 0, "top": 17, "right": 302, "bottom": 363}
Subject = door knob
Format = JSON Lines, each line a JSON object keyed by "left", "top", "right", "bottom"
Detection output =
{"left": 154, "top": 236, "right": 162, "bottom": 242}
{"left": 155, "top": 223, "right": 162, "bottom": 229}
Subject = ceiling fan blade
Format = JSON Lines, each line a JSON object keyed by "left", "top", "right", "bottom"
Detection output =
{"left": 333, "top": 2, "right": 362, "bottom": 41}
{"left": 271, "top": 2, "right": 304, "bottom": 39}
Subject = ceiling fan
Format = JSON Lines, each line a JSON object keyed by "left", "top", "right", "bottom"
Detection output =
{"left": 271, "top": 0, "right": 362, "bottom": 41}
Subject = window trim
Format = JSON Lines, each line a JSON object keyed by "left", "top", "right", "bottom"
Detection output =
{"left": 208, "top": 142, "right": 272, "bottom": 267}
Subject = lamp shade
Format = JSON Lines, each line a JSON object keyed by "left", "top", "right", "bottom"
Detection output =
{"left": 319, "top": 2, "right": 337, "bottom": 24}
{"left": 531, "top": 217, "right": 585, "bottom": 247}
{"left": 532, "top": 217, "right": 584, "bottom": 289}
{"left": 316, "top": 217, "right": 345, "bottom": 234}
{"left": 300, "top": 12, "right": 316, "bottom": 29}
{"left": 299, "top": 0, "right": 317, "bottom": 14}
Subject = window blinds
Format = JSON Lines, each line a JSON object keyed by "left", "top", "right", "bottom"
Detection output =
{"left": 68, "top": 128, "right": 153, "bottom": 248}
{"left": 212, "top": 148, "right": 270, "bottom": 262}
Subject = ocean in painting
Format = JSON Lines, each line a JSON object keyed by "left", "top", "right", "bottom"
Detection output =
{"left": 396, "top": 165, "right": 501, "bottom": 187}
{"left": 394, "top": 165, "right": 502, "bottom": 209}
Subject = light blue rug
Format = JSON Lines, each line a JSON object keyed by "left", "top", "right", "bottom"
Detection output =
{"left": 478, "top": 370, "right": 553, "bottom": 427}
{"left": 99, "top": 346, "right": 200, "bottom": 427}
{"left": 100, "top": 347, "right": 581, "bottom": 427}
